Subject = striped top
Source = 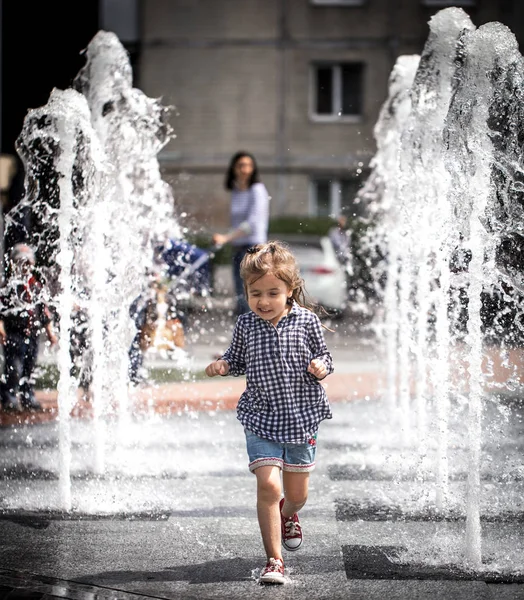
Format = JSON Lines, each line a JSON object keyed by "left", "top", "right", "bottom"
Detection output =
{"left": 222, "top": 302, "right": 334, "bottom": 443}
{"left": 230, "top": 182, "right": 270, "bottom": 247}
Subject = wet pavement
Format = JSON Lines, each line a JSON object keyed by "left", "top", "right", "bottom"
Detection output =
{"left": 0, "top": 298, "right": 523, "bottom": 598}
{"left": 1, "top": 396, "right": 523, "bottom": 599}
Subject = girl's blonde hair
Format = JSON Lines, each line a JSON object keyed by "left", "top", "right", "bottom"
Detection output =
{"left": 239, "top": 240, "right": 319, "bottom": 314}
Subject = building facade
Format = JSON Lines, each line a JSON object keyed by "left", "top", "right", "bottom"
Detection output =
{"left": 135, "top": 0, "right": 524, "bottom": 234}
{"left": 2, "top": 1, "right": 522, "bottom": 235}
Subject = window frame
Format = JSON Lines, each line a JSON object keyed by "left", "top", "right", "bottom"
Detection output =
{"left": 310, "top": 62, "right": 363, "bottom": 123}
{"left": 309, "top": 177, "right": 364, "bottom": 217}
{"left": 421, "top": 0, "right": 475, "bottom": 6}
{"left": 310, "top": 0, "right": 367, "bottom": 5}
{"left": 309, "top": 179, "right": 340, "bottom": 217}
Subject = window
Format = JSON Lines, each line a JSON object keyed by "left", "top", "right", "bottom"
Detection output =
{"left": 311, "top": 63, "right": 363, "bottom": 120}
{"left": 310, "top": 178, "right": 363, "bottom": 217}
{"left": 311, "top": 0, "right": 366, "bottom": 5}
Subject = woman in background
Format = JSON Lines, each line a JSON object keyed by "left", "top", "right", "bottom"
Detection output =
{"left": 213, "top": 151, "right": 270, "bottom": 316}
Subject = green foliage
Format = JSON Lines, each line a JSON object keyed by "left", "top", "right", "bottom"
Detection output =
{"left": 35, "top": 364, "right": 60, "bottom": 390}
{"left": 185, "top": 232, "right": 213, "bottom": 249}
{"left": 186, "top": 232, "right": 231, "bottom": 265}
{"left": 147, "top": 366, "right": 208, "bottom": 384}
{"left": 34, "top": 364, "right": 207, "bottom": 391}
{"left": 269, "top": 216, "right": 337, "bottom": 236}
{"left": 209, "top": 244, "right": 232, "bottom": 265}
{"left": 186, "top": 215, "right": 371, "bottom": 264}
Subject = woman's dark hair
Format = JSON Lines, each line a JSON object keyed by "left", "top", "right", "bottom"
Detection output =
{"left": 224, "top": 151, "right": 260, "bottom": 190}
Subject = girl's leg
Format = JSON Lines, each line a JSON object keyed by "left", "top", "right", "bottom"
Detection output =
{"left": 254, "top": 465, "right": 283, "bottom": 560}
{"left": 281, "top": 471, "right": 310, "bottom": 517}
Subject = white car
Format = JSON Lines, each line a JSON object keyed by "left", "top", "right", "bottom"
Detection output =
{"left": 275, "top": 234, "right": 348, "bottom": 315}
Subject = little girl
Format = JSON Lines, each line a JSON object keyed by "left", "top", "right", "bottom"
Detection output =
{"left": 205, "top": 240, "right": 334, "bottom": 584}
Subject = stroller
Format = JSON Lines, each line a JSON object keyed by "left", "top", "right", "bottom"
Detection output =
{"left": 128, "top": 239, "right": 215, "bottom": 384}
{"left": 157, "top": 239, "right": 212, "bottom": 299}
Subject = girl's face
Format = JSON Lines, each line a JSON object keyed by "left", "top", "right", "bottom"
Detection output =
{"left": 246, "top": 272, "right": 292, "bottom": 326}
{"left": 234, "top": 155, "right": 254, "bottom": 187}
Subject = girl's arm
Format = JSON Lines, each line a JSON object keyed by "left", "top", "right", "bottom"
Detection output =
{"left": 308, "top": 315, "right": 334, "bottom": 378}
{"left": 220, "top": 318, "right": 247, "bottom": 376}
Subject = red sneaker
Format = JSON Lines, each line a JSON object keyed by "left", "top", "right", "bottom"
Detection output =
{"left": 259, "top": 557, "right": 285, "bottom": 584}
{"left": 280, "top": 497, "right": 303, "bottom": 551}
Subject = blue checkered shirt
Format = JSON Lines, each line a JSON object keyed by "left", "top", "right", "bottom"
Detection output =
{"left": 221, "top": 302, "right": 334, "bottom": 443}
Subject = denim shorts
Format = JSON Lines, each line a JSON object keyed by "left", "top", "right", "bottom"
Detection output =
{"left": 245, "top": 429, "right": 317, "bottom": 474}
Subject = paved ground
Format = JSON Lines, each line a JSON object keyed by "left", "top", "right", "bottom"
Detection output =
{"left": 0, "top": 394, "right": 523, "bottom": 599}
{"left": 0, "top": 289, "right": 523, "bottom": 599}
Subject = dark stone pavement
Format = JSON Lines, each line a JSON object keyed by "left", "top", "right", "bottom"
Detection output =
{"left": 0, "top": 305, "right": 523, "bottom": 599}
{"left": 1, "top": 394, "right": 523, "bottom": 599}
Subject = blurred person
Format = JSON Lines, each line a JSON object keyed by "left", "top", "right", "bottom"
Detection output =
{"left": 0, "top": 243, "right": 57, "bottom": 411}
{"left": 205, "top": 241, "right": 334, "bottom": 584}
{"left": 212, "top": 151, "right": 270, "bottom": 316}
{"left": 128, "top": 274, "right": 185, "bottom": 386}
{"left": 69, "top": 303, "right": 93, "bottom": 400}
{"left": 328, "top": 214, "right": 352, "bottom": 272}
{"left": 128, "top": 236, "right": 209, "bottom": 386}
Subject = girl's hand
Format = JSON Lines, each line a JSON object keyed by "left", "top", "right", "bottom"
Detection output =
{"left": 308, "top": 358, "right": 327, "bottom": 380}
{"left": 205, "top": 359, "right": 229, "bottom": 377}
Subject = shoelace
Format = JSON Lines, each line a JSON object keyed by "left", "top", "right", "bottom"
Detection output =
{"left": 265, "top": 559, "right": 283, "bottom": 572}
{"left": 284, "top": 519, "right": 301, "bottom": 537}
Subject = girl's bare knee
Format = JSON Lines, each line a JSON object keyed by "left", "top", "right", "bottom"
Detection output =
{"left": 282, "top": 472, "right": 309, "bottom": 509}
{"left": 257, "top": 480, "right": 281, "bottom": 504}
{"left": 255, "top": 466, "right": 281, "bottom": 504}
{"left": 284, "top": 496, "right": 307, "bottom": 512}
